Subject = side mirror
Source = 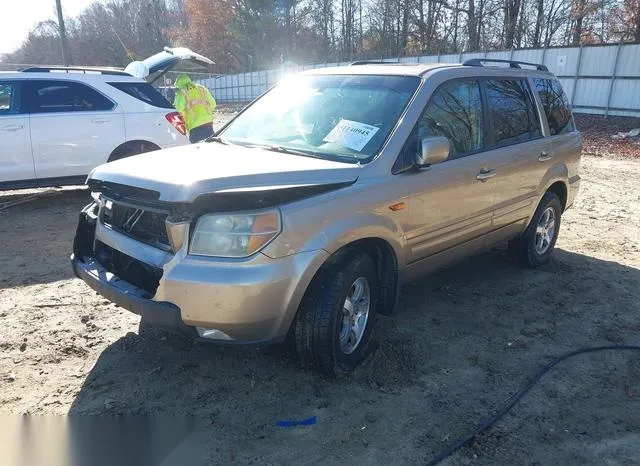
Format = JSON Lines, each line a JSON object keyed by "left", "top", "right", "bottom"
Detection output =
{"left": 416, "top": 136, "right": 450, "bottom": 167}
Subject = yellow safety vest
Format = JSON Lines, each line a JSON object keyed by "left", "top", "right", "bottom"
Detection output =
{"left": 174, "top": 84, "right": 217, "bottom": 132}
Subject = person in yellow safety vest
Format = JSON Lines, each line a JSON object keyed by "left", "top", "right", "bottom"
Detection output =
{"left": 173, "top": 74, "right": 217, "bottom": 143}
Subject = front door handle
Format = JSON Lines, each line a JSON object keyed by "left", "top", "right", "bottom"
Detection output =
{"left": 91, "top": 118, "right": 110, "bottom": 124}
{"left": 538, "top": 151, "right": 553, "bottom": 162}
{"left": 476, "top": 168, "right": 497, "bottom": 181}
{"left": 1, "top": 124, "right": 24, "bottom": 132}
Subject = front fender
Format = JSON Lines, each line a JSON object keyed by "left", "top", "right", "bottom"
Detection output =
{"left": 263, "top": 208, "right": 406, "bottom": 266}
{"left": 303, "top": 211, "right": 405, "bottom": 260}
{"left": 261, "top": 177, "right": 409, "bottom": 263}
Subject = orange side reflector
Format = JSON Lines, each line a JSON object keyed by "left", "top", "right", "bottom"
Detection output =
{"left": 389, "top": 202, "right": 406, "bottom": 211}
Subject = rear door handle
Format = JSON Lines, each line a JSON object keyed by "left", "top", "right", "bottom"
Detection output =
{"left": 91, "top": 118, "right": 110, "bottom": 124}
{"left": 1, "top": 124, "right": 24, "bottom": 132}
{"left": 538, "top": 151, "right": 553, "bottom": 162}
{"left": 476, "top": 168, "right": 497, "bottom": 181}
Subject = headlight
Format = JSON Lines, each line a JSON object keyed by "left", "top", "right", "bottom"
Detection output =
{"left": 189, "top": 210, "right": 281, "bottom": 258}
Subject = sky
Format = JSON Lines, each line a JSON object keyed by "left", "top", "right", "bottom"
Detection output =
{"left": 1, "top": 0, "right": 95, "bottom": 56}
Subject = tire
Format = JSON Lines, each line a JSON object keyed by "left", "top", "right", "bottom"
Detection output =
{"left": 108, "top": 142, "right": 159, "bottom": 162}
{"left": 293, "top": 249, "right": 378, "bottom": 375}
{"left": 509, "top": 191, "right": 562, "bottom": 267}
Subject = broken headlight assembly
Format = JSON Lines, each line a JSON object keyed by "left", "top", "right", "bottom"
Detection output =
{"left": 189, "top": 209, "right": 281, "bottom": 258}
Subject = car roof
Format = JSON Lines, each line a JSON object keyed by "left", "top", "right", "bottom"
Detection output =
{"left": 0, "top": 69, "right": 143, "bottom": 83}
{"left": 302, "top": 63, "right": 453, "bottom": 77}
{"left": 302, "top": 61, "right": 554, "bottom": 78}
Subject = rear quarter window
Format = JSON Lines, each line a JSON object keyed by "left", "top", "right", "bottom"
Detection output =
{"left": 533, "top": 78, "right": 576, "bottom": 135}
{"left": 108, "top": 82, "right": 173, "bottom": 109}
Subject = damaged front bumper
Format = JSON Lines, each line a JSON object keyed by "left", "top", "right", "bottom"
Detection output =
{"left": 71, "top": 253, "right": 198, "bottom": 339}
{"left": 71, "top": 201, "right": 328, "bottom": 345}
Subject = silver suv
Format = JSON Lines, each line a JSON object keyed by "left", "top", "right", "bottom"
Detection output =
{"left": 71, "top": 59, "right": 581, "bottom": 374}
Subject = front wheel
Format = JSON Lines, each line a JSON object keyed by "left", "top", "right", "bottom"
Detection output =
{"left": 509, "top": 191, "right": 562, "bottom": 267}
{"left": 293, "top": 249, "right": 378, "bottom": 375}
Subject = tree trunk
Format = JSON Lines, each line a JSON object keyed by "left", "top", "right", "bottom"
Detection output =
{"left": 467, "top": 0, "right": 479, "bottom": 51}
{"left": 400, "top": 0, "right": 409, "bottom": 55}
{"left": 503, "top": 0, "right": 521, "bottom": 49}
{"left": 453, "top": 0, "right": 460, "bottom": 51}
{"left": 426, "top": 0, "right": 436, "bottom": 48}
{"left": 515, "top": 0, "right": 526, "bottom": 47}
{"left": 572, "top": 0, "right": 585, "bottom": 45}
{"left": 533, "top": 0, "right": 544, "bottom": 47}
{"left": 55, "top": 0, "right": 73, "bottom": 65}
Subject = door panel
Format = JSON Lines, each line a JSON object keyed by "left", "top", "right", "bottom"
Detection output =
{"left": 402, "top": 78, "right": 496, "bottom": 264}
{"left": 404, "top": 156, "right": 496, "bottom": 263}
{"left": 486, "top": 137, "right": 550, "bottom": 234}
{"left": 482, "top": 78, "right": 549, "bottom": 240}
{"left": 26, "top": 80, "right": 125, "bottom": 180}
{"left": 0, "top": 81, "right": 34, "bottom": 183}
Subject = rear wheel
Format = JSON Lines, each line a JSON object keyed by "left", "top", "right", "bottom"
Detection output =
{"left": 509, "top": 191, "right": 562, "bottom": 267}
{"left": 293, "top": 249, "right": 378, "bottom": 375}
{"left": 108, "top": 141, "right": 159, "bottom": 162}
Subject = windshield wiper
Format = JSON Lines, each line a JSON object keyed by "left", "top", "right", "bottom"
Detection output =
{"left": 262, "top": 145, "right": 359, "bottom": 164}
{"left": 229, "top": 141, "right": 361, "bottom": 164}
{"left": 263, "top": 145, "right": 323, "bottom": 158}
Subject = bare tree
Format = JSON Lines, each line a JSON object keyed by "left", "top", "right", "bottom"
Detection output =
{"left": 3, "top": 0, "right": 637, "bottom": 73}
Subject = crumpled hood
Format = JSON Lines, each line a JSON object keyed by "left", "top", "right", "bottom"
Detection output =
{"left": 88, "top": 142, "right": 360, "bottom": 203}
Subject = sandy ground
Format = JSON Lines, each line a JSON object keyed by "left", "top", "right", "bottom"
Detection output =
{"left": 1, "top": 146, "right": 640, "bottom": 463}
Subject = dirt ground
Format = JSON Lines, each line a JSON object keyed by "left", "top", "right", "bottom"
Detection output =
{"left": 574, "top": 114, "right": 640, "bottom": 158}
{"left": 1, "top": 114, "right": 640, "bottom": 464}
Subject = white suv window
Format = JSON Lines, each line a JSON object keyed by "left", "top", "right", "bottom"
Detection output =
{"left": 0, "top": 82, "right": 23, "bottom": 115}
{"left": 27, "top": 80, "right": 114, "bottom": 114}
{"left": 108, "top": 82, "right": 174, "bottom": 109}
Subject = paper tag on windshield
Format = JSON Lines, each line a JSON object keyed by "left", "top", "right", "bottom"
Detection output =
{"left": 323, "top": 119, "right": 379, "bottom": 152}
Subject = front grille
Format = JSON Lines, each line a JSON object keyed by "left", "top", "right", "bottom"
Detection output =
{"left": 88, "top": 180, "right": 161, "bottom": 201}
{"left": 95, "top": 241, "right": 162, "bottom": 296}
{"left": 102, "top": 200, "right": 171, "bottom": 251}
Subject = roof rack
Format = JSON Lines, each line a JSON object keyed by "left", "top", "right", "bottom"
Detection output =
{"left": 350, "top": 60, "right": 427, "bottom": 67}
{"left": 21, "top": 66, "right": 130, "bottom": 76}
{"left": 462, "top": 58, "right": 548, "bottom": 72}
{"left": 351, "top": 60, "right": 391, "bottom": 65}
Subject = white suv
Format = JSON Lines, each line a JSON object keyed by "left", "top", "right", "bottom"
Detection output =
{"left": 0, "top": 48, "right": 213, "bottom": 190}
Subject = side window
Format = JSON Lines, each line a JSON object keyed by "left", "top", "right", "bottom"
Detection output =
{"left": 28, "top": 80, "right": 114, "bottom": 114}
{"left": 485, "top": 79, "right": 541, "bottom": 146}
{"left": 108, "top": 82, "right": 173, "bottom": 109}
{"left": 534, "top": 78, "right": 575, "bottom": 135}
{"left": 0, "top": 82, "right": 23, "bottom": 115}
{"left": 419, "top": 79, "right": 484, "bottom": 158}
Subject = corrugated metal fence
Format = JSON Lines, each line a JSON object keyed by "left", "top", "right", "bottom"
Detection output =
{"left": 197, "top": 43, "right": 640, "bottom": 117}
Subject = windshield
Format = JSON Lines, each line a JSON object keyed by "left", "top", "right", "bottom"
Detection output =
{"left": 219, "top": 74, "right": 421, "bottom": 163}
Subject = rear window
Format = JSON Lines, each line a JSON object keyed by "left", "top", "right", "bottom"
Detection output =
{"left": 533, "top": 78, "right": 575, "bottom": 135}
{"left": 485, "top": 79, "right": 542, "bottom": 147}
{"left": 108, "top": 82, "right": 173, "bottom": 109}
